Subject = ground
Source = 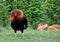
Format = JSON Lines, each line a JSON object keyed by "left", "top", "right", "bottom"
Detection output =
{"left": 0, "top": 27, "right": 60, "bottom": 42}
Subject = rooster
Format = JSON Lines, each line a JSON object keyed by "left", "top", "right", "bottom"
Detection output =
{"left": 10, "top": 9, "right": 28, "bottom": 37}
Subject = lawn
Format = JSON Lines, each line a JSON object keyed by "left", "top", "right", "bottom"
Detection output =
{"left": 0, "top": 28, "right": 60, "bottom": 42}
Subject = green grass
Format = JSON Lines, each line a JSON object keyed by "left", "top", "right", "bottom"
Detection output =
{"left": 0, "top": 28, "right": 60, "bottom": 42}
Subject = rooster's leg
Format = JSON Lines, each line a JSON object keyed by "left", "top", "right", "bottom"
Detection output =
{"left": 21, "top": 30, "right": 24, "bottom": 37}
{"left": 14, "top": 30, "right": 17, "bottom": 37}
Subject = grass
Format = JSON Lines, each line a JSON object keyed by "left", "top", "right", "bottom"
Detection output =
{"left": 0, "top": 28, "right": 60, "bottom": 42}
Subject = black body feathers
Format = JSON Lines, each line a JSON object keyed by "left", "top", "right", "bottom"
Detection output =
{"left": 11, "top": 16, "right": 28, "bottom": 33}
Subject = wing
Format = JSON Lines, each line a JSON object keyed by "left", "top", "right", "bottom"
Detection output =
{"left": 23, "top": 16, "right": 28, "bottom": 29}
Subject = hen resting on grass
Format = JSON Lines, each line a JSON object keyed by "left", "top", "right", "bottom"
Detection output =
{"left": 10, "top": 9, "right": 28, "bottom": 37}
